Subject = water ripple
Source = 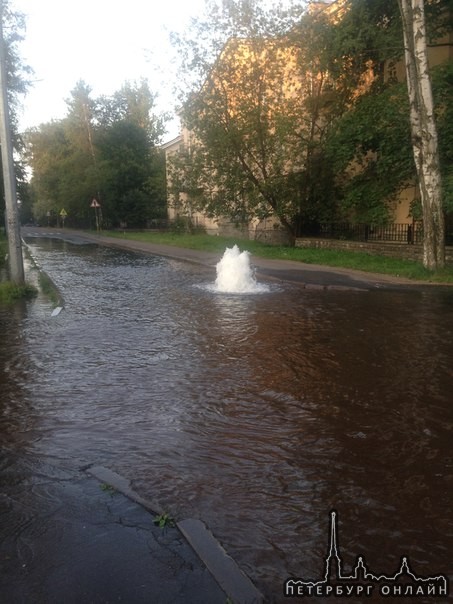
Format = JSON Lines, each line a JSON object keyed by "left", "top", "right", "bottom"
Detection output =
{"left": 1, "top": 237, "right": 452, "bottom": 599}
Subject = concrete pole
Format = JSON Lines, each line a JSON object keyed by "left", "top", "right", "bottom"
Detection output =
{"left": 0, "top": 2, "right": 24, "bottom": 284}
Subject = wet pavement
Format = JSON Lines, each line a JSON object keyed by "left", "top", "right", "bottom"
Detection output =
{"left": 3, "top": 228, "right": 269, "bottom": 604}
{"left": 2, "top": 228, "right": 451, "bottom": 603}
{"left": 0, "top": 463, "right": 230, "bottom": 604}
{"left": 0, "top": 452, "right": 264, "bottom": 603}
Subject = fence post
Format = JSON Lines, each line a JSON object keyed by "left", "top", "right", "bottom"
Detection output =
{"left": 407, "top": 224, "right": 413, "bottom": 244}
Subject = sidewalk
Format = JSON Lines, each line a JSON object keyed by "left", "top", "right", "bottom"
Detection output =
{"left": 0, "top": 462, "right": 263, "bottom": 604}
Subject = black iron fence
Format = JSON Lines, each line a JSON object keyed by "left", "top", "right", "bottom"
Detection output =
{"left": 300, "top": 219, "right": 453, "bottom": 246}
{"left": 319, "top": 222, "right": 422, "bottom": 244}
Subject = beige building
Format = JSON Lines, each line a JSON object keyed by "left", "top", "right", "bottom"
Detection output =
{"left": 162, "top": 130, "right": 255, "bottom": 238}
{"left": 162, "top": 133, "right": 219, "bottom": 235}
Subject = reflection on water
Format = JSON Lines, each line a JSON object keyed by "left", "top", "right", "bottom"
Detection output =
{"left": 1, "top": 237, "right": 453, "bottom": 600}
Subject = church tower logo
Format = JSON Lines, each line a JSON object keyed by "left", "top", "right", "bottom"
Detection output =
{"left": 284, "top": 511, "right": 449, "bottom": 599}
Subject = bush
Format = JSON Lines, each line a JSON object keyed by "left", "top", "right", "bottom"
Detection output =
{"left": 0, "top": 282, "right": 37, "bottom": 304}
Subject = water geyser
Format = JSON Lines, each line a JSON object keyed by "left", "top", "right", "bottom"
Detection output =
{"left": 214, "top": 245, "right": 268, "bottom": 293}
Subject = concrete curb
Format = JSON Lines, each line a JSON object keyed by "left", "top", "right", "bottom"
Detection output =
{"left": 21, "top": 238, "right": 66, "bottom": 315}
{"left": 178, "top": 518, "right": 263, "bottom": 604}
{"left": 87, "top": 465, "right": 164, "bottom": 516}
{"left": 87, "top": 465, "right": 264, "bottom": 604}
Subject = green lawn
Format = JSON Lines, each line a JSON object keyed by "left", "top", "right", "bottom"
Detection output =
{"left": 102, "top": 230, "right": 453, "bottom": 283}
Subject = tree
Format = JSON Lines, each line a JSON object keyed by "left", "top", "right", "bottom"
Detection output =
{"left": 172, "top": 0, "right": 404, "bottom": 236}
{"left": 314, "top": 0, "right": 450, "bottom": 242}
{"left": 433, "top": 63, "right": 453, "bottom": 218}
{"left": 327, "top": 81, "right": 415, "bottom": 224}
{"left": 97, "top": 80, "right": 166, "bottom": 143}
{"left": 26, "top": 118, "right": 97, "bottom": 226}
{"left": 398, "top": 0, "right": 445, "bottom": 269}
{"left": 173, "top": 0, "right": 314, "bottom": 237}
{"left": 27, "top": 80, "right": 167, "bottom": 228}
{"left": 96, "top": 119, "right": 166, "bottom": 227}
{"left": 287, "top": 6, "right": 355, "bottom": 233}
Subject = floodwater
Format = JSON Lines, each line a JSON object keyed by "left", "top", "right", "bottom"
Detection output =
{"left": 1, "top": 236, "right": 453, "bottom": 602}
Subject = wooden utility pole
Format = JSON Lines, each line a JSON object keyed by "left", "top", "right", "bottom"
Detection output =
{"left": 0, "top": 1, "right": 24, "bottom": 284}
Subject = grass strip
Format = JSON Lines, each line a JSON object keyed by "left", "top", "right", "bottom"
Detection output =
{"left": 0, "top": 281, "right": 37, "bottom": 303}
{"left": 0, "top": 234, "right": 38, "bottom": 302}
{"left": 101, "top": 230, "right": 453, "bottom": 283}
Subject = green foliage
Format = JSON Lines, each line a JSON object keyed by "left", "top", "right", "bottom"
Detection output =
{"left": 172, "top": 2, "right": 318, "bottom": 235}
{"left": 27, "top": 117, "right": 95, "bottom": 226}
{"left": 171, "top": 0, "right": 452, "bottom": 235}
{"left": 329, "top": 0, "right": 403, "bottom": 83}
{"left": 432, "top": 62, "right": 453, "bottom": 214}
{"left": 25, "top": 80, "right": 167, "bottom": 229}
{"left": 97, "top": 80, "right": 167, "bottom": 145}
{"left": 100, "top": 483, "right": 117, "bottom": 495}
{"left": 327, "top": 59, "right": 453, "bottom": 225}
{"left": 1, "top": 1, "right": 33, "bottom": 120}
{"left": 96, "top": 119, "right": 164, "bottom": 227}
{"left": 153, "top": 513, "right": 175, "bottom": 528}
{"left": 0, "top": 281, "right": 37, "bottom": 304}
{"left": 327, "top": 80, "right": 414, "bottom": 222}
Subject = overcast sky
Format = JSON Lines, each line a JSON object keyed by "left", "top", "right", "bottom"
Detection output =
{"left": 13, "top": 0, "right": 206, "bottom": 141}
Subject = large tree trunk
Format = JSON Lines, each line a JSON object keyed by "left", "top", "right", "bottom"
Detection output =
{"left": 398, "top": 0, "right": 445, "bottom": 270}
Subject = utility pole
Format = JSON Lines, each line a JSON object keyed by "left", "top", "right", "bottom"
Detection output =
{"left": 0, "top": 1, "right": 24, "bottom": 284}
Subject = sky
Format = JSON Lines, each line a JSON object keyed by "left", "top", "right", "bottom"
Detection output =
{"left": 12, "top": 0, "right": 207, "bottom": 141}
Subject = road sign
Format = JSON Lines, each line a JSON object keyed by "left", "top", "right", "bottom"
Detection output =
{"left": 91, "top": 199, "right": 101, "bottom": 208}
{"left": 60, "top": 209, "right": 67, "bottom": 217}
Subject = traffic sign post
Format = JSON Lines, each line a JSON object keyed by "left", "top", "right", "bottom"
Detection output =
{"left": 90, "top": 199, "right": 102, "bottom": 233}
{"left": 59, "top": 208, "right": 67, "bottom": 227}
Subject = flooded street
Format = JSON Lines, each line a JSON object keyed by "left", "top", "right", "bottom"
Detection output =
{"left": 1, "top": 235, "right": 453, "bottom": 601}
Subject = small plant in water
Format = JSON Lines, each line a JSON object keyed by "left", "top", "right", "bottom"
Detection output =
{"left": 153, "top": 513, "right": 175, "bottom": 528}
{"left": 100, "top": 483, "right": 116, "bottom": 495}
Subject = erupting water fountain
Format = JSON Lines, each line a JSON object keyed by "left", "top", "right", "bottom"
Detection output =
{"left": 213, "top": 245, "right": 269, "bottom": 294}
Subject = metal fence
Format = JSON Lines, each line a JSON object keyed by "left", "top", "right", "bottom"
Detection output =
{"left": 125, "top": 217, "right": 453, "bottom": 245}
{"left": 299, "top": 220, "right": 453, "bottom": 246}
